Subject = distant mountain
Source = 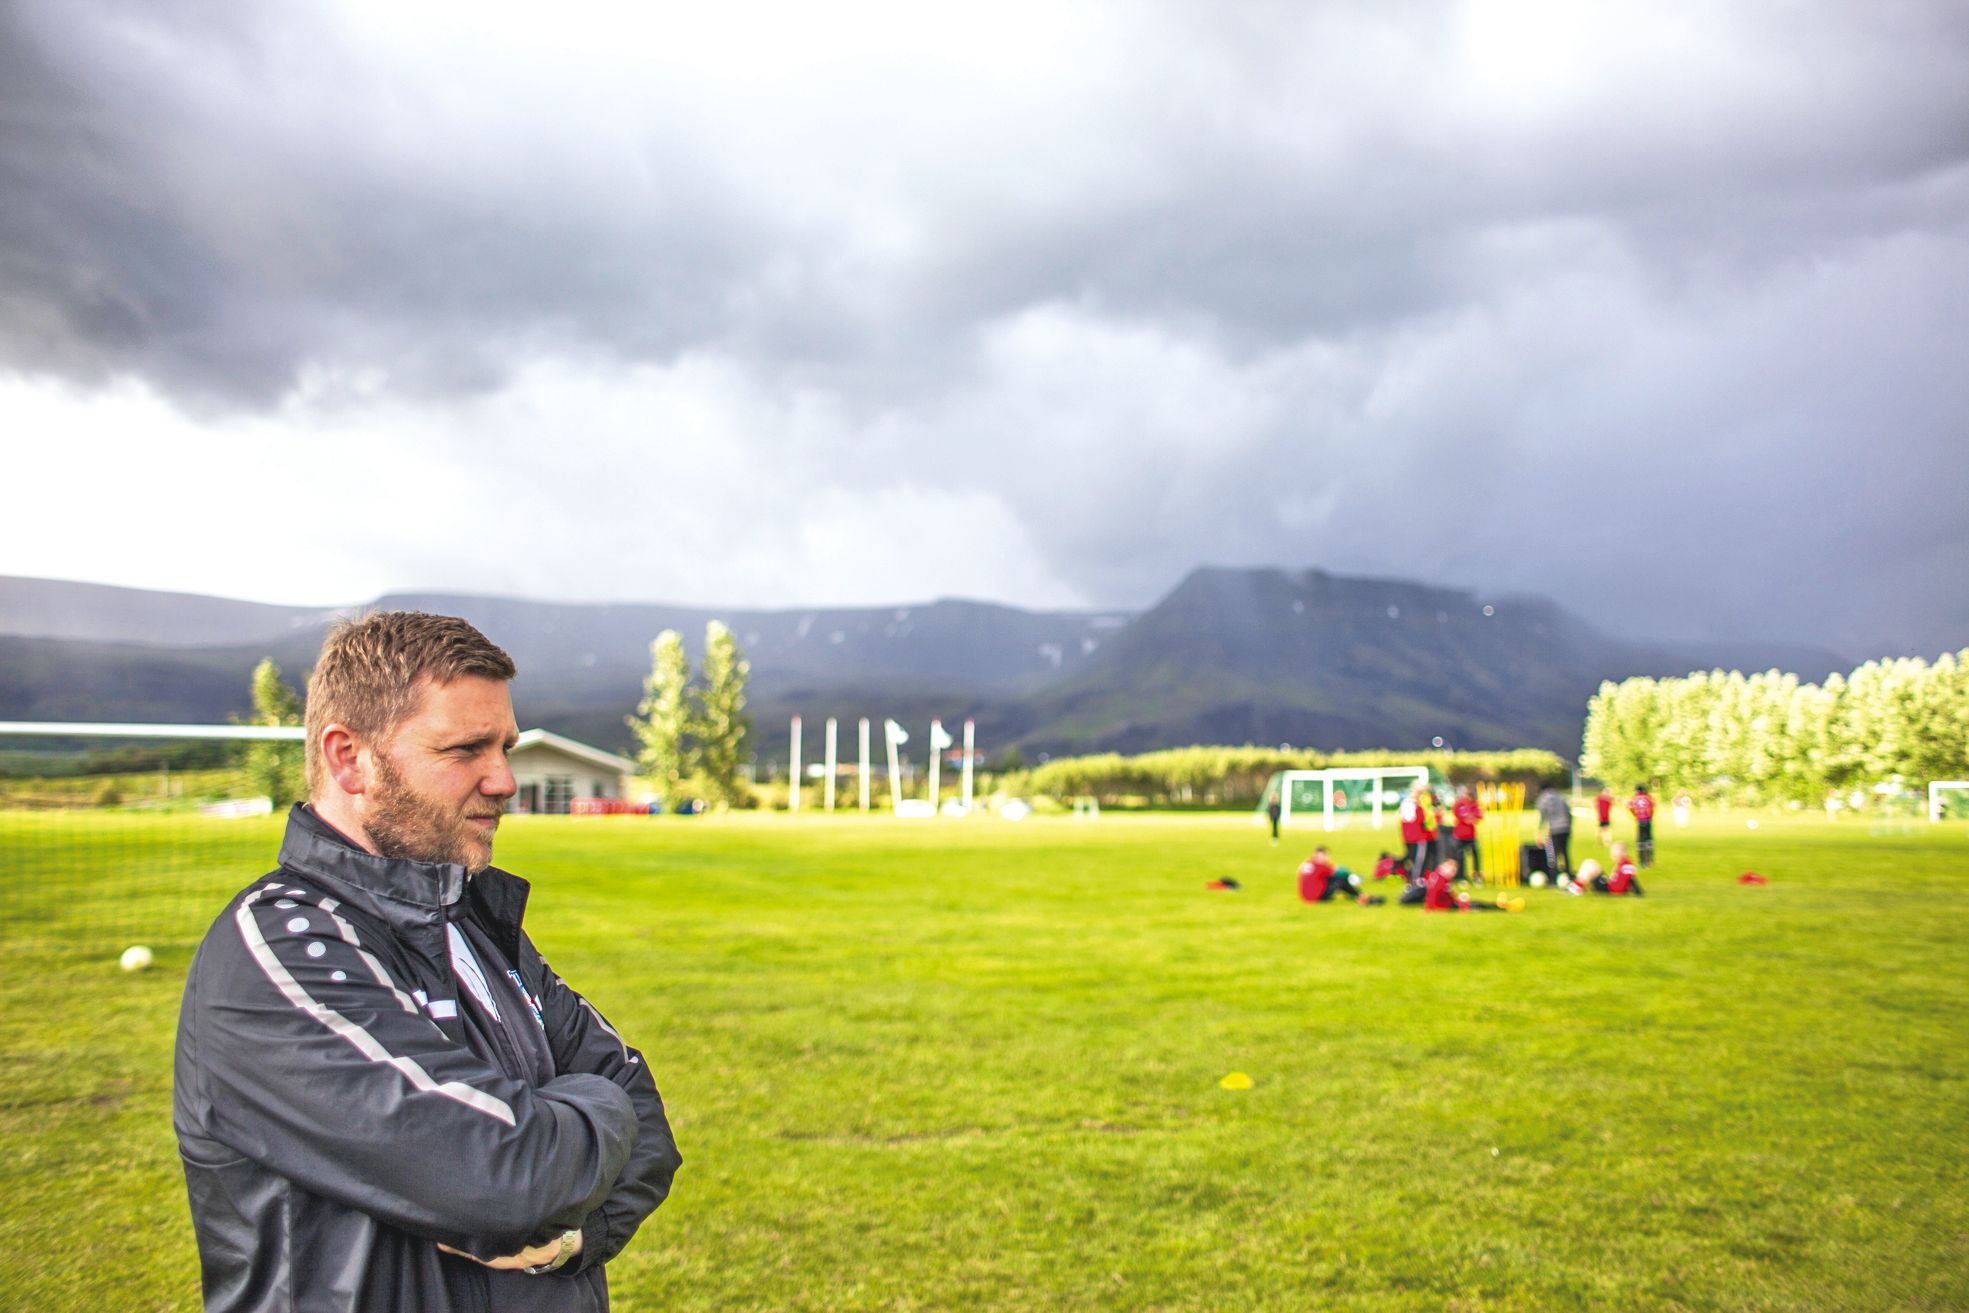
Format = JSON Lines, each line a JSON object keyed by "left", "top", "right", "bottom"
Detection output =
{"left": 996, "top": 567, "right": 1850, "bottom": 755}
{"left": 0, "top": 576, "right": 347, "bottom": 647}
{"left": 0, "top": 579, "right": 1130, "bottom": 754}
{"left": 316, "top": 592, "right": 1127, "bottom": 758}
{"left": 0, "top": 571, "right": 1851, "bottom": 760}
{"left": 364, "top": 590, "right": 1129, "bottom": 700}
{"left": 0, "top": 635, "right": 264, "bottom": 726}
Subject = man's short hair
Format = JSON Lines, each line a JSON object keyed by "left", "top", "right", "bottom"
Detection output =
{"left": 304, "top": 612, "right": 517, "bottom": 795}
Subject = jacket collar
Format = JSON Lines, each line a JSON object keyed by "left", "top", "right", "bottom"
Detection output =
{"left": 280, "top": 805, "right": 530, "bottom": 954}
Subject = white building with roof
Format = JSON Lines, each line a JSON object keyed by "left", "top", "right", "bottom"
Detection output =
{"left": 509, "top": 728, "right": 636, "bottom": 814}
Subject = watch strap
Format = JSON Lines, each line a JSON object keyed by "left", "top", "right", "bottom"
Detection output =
{"left": 523, "top": 1228, "right": 580, "bottom": 1276}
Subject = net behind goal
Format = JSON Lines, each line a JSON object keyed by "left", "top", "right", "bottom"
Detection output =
{"left": 1930, "top": 781, "right": 1969, "bottom": 822}
{"left": 0, "top": 723, "right": 304, "bottom": 961}
{"left": 1259, "top": 766, "right": 1431, "bottom": 830}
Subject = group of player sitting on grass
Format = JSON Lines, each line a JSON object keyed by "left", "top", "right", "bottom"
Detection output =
{"left": 1296, "top": 846, "right": 1520, "bottom": 911}
{"left": 1296, "top": 842, "right": 1643, "bottom": 911}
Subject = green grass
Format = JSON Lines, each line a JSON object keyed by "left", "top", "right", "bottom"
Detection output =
{"left": 1, "top": 810, "right": 1966, "bottom": 1311}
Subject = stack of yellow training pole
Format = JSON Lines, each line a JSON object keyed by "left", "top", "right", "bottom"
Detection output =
{"left": 1476, "top": 782, "right": 1527, "bottom": 886}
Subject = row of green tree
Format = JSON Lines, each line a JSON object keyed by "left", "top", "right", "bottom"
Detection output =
{"left": 626, "top": 621, "right": 753, "bottom": 807}
{"left": 1580, "top": 651, "right": 1969, "bottom": 805}
{"left": 1012, "top": 745, "right": 1568, "bottom": 809}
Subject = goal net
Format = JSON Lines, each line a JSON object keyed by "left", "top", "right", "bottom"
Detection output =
{"left": 1258, "top": 766, "right": 1431, "bottom": 831}
{"left": 1930, "top": 781, "right": 1969, "bottom": 822}
{"left": 0, "top": 722, "right": 304, "bottom": 962}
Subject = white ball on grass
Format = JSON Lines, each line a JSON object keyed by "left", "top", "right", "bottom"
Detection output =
{"left": 1528, "top": 871, "right": 1548, "bottom": 888}
{"left": 120, "top": 945, "right": 154, "bottom": 972}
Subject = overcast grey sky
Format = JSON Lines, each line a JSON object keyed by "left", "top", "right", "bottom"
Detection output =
{"left": 3, "top": 0, "right": 1966, "bottom": 658}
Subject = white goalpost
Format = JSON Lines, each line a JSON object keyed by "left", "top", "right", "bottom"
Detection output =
{"left": 1929, "top": 780, "right": 1969, "bottom": 822}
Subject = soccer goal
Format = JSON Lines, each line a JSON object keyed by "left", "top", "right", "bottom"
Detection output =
{"left": 1261, "top": 766, "right": 1430, "bottom": 831}
{"left": 1929, "top": 781, "right": 1969, "bottom": 822}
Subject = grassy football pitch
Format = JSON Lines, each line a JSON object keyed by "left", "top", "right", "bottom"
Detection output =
{"left": 1, "top": 809, "right": 1965, "bottom": 1311}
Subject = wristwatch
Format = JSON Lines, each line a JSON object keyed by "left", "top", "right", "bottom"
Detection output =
{"left": 524, "top": 1229, "right": 581, "bottom": 1276}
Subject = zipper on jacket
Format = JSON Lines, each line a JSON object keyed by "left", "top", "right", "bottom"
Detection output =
{"left": 451, "top": 916, "right": 550, "bottom": 1084}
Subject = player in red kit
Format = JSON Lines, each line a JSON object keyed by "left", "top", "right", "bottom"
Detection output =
{"left": 1451, "top": 786, "right": 1484, "bottom": 883}
{"left": 1399, "top": 787, "right": 1434, "bottom": 884}
{"left": 1627, "top": 784, "right": 1657, "bottom": 867}
{"left": 1415, "top": 860, "right": 1522, "bottom": 912}
{"left": 1589, "top": 844, "right": 1645, "bottom": 896}
{"left": 1298, "top": 847, "right": 1381, "bottom": 904}
{"left": 1595, "top": 787, "right": 1615, "bottom": 845}
{"left": 1423, "top": 860, "right": 1460, "bottom": 911}
{"left": 1298, "top": 847, "right": 1346, "bottom": 902}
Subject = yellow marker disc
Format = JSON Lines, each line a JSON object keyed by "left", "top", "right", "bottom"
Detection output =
{"left": 1219, "top": 1071, "right": 1254, "bottom": 1090}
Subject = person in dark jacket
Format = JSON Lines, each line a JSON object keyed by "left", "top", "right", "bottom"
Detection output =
{"left": 1535, "top": 784, "right": 1574, "bottom": 881}
{"left": 1434, "top": 799, "right": 1459, "bottom": 880}
{"left": 174, "top": 612, "right": 681, "bottom": 1312}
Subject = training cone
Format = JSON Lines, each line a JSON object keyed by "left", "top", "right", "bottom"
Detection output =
{"left": 1737, "top": 871, "right": 1768, "bottom": 885}
{"left": 1219, "top": 1071, "right": 1254, "bottom": 1090}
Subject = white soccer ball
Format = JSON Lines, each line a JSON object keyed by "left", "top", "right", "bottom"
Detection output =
{"left": 1528, "top": 871, "right": 1548, "bottom": 888}
{"left": 120, "top": 945, "right": 154, "bottom": 972}
{"left": 1746, "top": 818, "right": 1760, "bottom": 829}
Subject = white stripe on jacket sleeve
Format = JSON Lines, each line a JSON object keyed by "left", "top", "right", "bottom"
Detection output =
{"left": 233, "top": 890, "right": 517, "bottom": 1127}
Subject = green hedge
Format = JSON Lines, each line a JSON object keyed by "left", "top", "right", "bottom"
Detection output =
{"left": 1023, "top": 745, "right": 1567, "bottom": 809}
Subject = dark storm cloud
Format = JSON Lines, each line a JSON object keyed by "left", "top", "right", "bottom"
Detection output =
{"left": 0, "top": 1, "right": 777, "bottom": 405}
{"left": 2, "top": 0, "right": 1966, "bottom": 656}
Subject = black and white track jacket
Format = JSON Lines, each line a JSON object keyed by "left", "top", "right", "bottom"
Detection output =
{"left": 174, "top": 805, "right": 681, "bottom": 1312}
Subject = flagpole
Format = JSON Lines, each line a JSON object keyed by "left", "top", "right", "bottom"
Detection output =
{"left": 824, "top": 717, "right": 837, "bottom": 812}
{"left": 788, "top": 716, "right": 801, "bottom": 813}
{"left": 859, "top": 717, "right": 871, "bottom": 812}
{"left": 962, "top": 719, "right": 975, "bottom": 811}
{"left": 929, "top": 720, "right": 943, "bottom": 814}
{"left": 885, "top": 719, "right": 906, "bottom": 812}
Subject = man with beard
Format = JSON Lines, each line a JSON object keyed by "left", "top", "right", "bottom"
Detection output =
{"left": 174, "top": 613, "right": 680, "bottom": 1312}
